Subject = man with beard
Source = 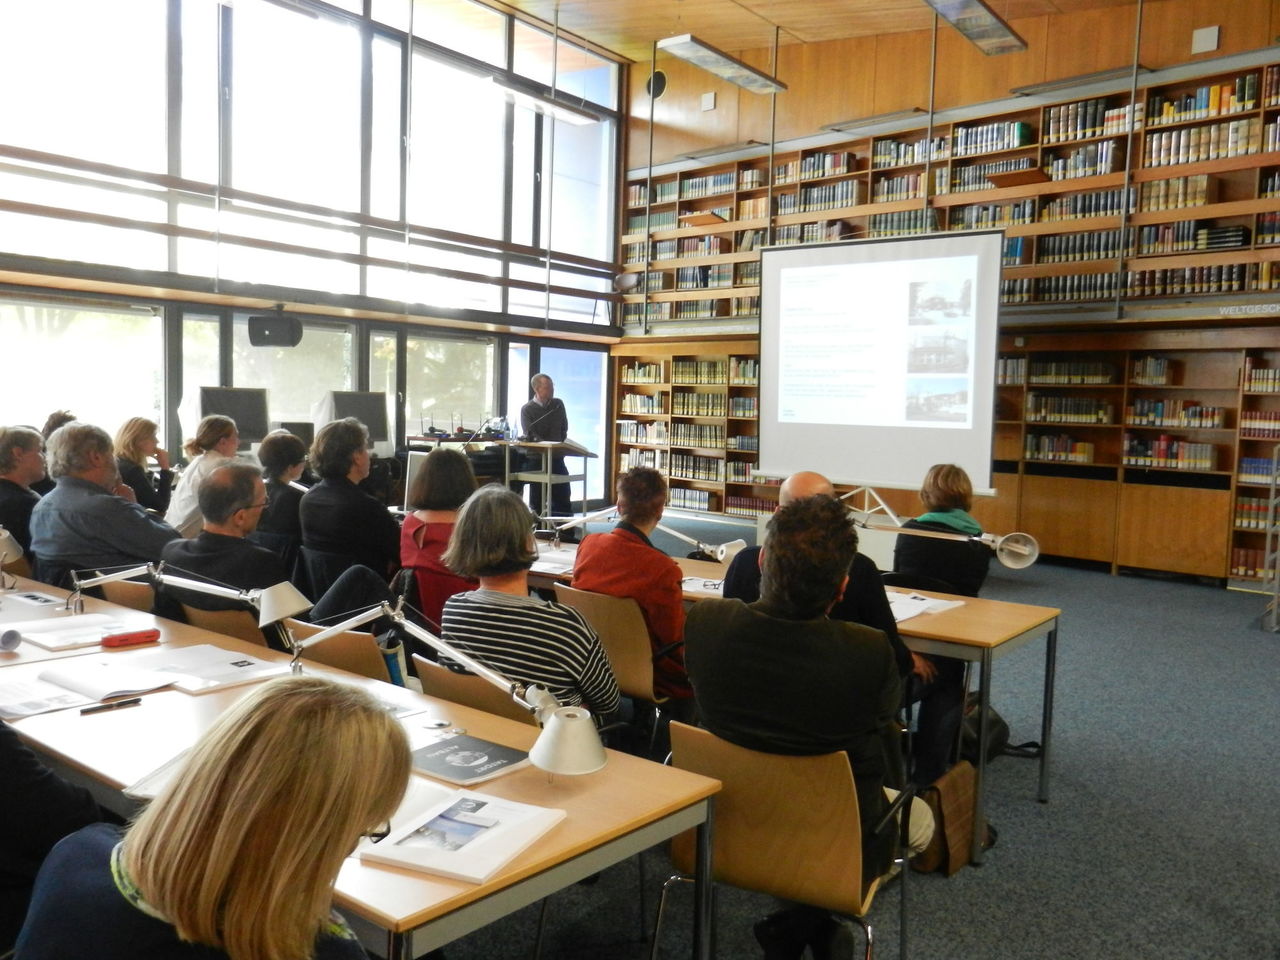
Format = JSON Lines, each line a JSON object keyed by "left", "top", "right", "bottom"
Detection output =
{"left": 29, "top": 423, "right": 179, "bottom": 588}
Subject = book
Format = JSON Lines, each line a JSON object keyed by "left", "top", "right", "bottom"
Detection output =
{"left": 0, "top": 660, "right": 180, "bottom": 719}
{"left": 359, "top": 787, "right": 566, "bottom": 883}
{"left": 411, "top": 731, "right": 529, "bottom": 786}
{"left": 0, "top": 613, "right": 127, "bottom": 651}
{"left": 107, "top": 643, "right": 290, "bottom": 694}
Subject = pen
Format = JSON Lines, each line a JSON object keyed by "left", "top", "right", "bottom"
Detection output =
{"left": 81, "top": 697, "right": 143, "bottom": 715}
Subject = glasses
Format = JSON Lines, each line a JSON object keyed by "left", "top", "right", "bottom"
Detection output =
{"left": 365, "top": 821, "right": 392, "bottom": 843}
{"left": 246, "top": 501, "right": 268, "bottom": 510}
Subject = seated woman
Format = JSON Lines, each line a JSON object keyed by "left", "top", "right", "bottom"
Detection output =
{"left": 114, "top": 417, "right": 173, "bottom": 514}
{"left": 299, "top": 418, "right": 400, "bottom": 585}
{"left": 165, "top": 415, "right": 239, "bottom": 538}
{"left": 400, "top": 447, "right": 478, "bottom": 631}
{"left": 250, "top": 429, "right": 309, "bottom": 573}
{"left": 440, "top": 485, "right": 620, "bottom": 718}
{"left": 893, "top": 463, "right": 992, "bottom": 598}
{"left": 15, "top": 675, "right": 409, "bottom": 960}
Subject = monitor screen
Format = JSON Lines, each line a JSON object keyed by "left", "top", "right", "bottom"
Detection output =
{"left": 199, "top": 387, "right": 270, "bottom": 443}
{"left": 330, "top": 391, "right": 390, "bottom": 442}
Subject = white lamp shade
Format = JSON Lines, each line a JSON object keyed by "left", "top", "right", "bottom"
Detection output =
{"left": 716, "top": 539, "right": 748, "bottom": 563}
{"left": 0, "top": 527, "right": 23, "bottom": 564}
{"left": 257, "top": 581, "right": 313, "bottom": 626}
{"left": 528, "top": 707, "right": 607, "bottom": 776}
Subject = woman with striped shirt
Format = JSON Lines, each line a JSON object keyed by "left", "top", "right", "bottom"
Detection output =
{"left": 440, "top": 486, "right": 619, "bottom": 717}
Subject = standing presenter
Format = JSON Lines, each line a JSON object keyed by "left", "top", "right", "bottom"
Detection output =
{"left": 520, "top": 373, "right": 573, "bottom": 528}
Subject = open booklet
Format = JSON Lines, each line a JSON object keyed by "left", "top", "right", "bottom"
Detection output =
{"left": 0, "top": 660, "right": 180, "bottom": 719}
{"left": 888, "top": 592, "right": 965, "bottom": 623}
{"left": 92, "top": 643, "right": 291, "bottom": 694}
{"left": 357, "top": 776, "right": 565, "bottom": 884}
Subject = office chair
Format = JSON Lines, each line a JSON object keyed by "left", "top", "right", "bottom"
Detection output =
{"left": 411, "top": 653, "right": 538, "bottom": 726}
{"left": 98, "top": 575, "right": 154, "bottom": 613}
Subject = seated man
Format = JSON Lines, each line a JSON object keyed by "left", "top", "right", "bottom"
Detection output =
{"left": 159, "top": 464, "right": 393, "bottom": 649}
{"left": 0, "top": 426, "right": 46, "bottom": 557}
{"left": 685, "top": 495, "right": 933, "bottom": 957}
{"left": 29, "top": 423, "right": 179, "bottom": 588}
{"left": 571, "top": 466, "right": 694, "bottom": 711}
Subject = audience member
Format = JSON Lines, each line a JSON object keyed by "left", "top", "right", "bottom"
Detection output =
{"left": 249, "top": 429, "right": 309, "bottom": 571}
{"left": 15, "top": 676, "right": 409, "bottom": 960}
{"left": 1, "top": 723, "right": 108, "bottom": 952}
{"left": 300, "top": 418, "right": 400, "bottom": 578}
{"left": 519, "top": 373, "right": 573, "bottom": 526}
{"left": 29, "top": 423, "right": 178, "bottom": 587}
{"left": 572, "top": 466, "right": 693, "bottom": 705}
{"left": 441, "top": 485, "right": 619, "bottom": 716}
{"left": 684, "top": 495, "right": 933, "bottom": 957}
{"left": 0, "top": 426, "right": 45, "bottom": 555}
{"left": 400, "top": 447, "right": 478, "bottom": 630}
{"left": 893, "top": 463, "right": 992, "bottom": 598}
{"left": 30, "top": 410, "right": 74, "bottom": 495}
{"left": 165, "top": 415, "right": 240, "bottom": 538}
{"left": 114, "top": 417, "right": 173, "bottom": 513}
{"left": 159, "top": 464, "right": 394, "bottom": 648}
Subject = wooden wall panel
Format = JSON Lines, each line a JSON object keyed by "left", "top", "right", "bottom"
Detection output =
{"left": 932, "top": 16, "right": 1049, "bottom": 110}
{"left": 1139, "top": 0, "right": 1273, "bottom": 68}
{"left": 1019, "top": 474, "right": 1118, "bottom": 562}
{"left": 1116, "top": 484, "right": 1230, "bottom": 576}
{"left": 766, "top": 37, "right": 879, "bottom": 142}
{"left": 626, "top": 57, "right": 744, "bottom": 168}
{"left": 1041, "top": 6, "right": 1137, "bottom": 79}
{"left": 871, "top": 30, "right": 934, "bottom": 115}
{"left": 972, "top": 472, "right": 1021, "bottom": 537}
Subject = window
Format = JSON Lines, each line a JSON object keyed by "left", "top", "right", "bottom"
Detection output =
{"left": 368, "top": 330, "right": 401, "bottom": 446}
{"left": 179, "top": 314, "right": 222, "bottom": 446}
{"left": 404, "top": 335, "right": 496, "bottom": 435}
{"left": 231, "top": 316, "right": 354, "bottom": 424}
{"left": 536, "top": 346, "right": 607, "bottom": 501}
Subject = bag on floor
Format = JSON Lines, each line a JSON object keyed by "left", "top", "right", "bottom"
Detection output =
{"left": 912, "top": 759, "right": 975, "bottom": 876}
{"left": 959, "top": 693, "right": 1039, "bottom": 763}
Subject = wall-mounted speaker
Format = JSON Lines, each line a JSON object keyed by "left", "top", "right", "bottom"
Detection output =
{"left": 248, "top": 314, "right": 303, "bottom": 347}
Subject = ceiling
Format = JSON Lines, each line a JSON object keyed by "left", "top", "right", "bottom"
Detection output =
{"left": 497, "top": 0, "right": 1139, "bottom": 63}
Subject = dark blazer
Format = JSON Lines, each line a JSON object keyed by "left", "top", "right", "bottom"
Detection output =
{"left": 893, "top": 519, "right": 991, "bottom": 597}
{"left": 0, "top": 478, "right": 40, "bottom": 554}
{"left": 159, "top": 532, "right": 288, "bottom": 609}
{"left": 300, "top": 477, "right": 400, "bottom": 575}
{"left": 114, "top": 458, "right": 173, "bottom": 514}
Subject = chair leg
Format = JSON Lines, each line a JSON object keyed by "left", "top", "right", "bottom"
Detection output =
{"left": 648, "top": 874, "right": 693, "bottom": 960}
{"left": 850, "top": 916, "right": 873, "bottom": 960}
{"left": 636, "top": 849, "right": 648, "bottom": 941}
{"left": 531, "top": 897, "right": 550, "bottom": 960}
{"left": 647, "top": 703, "right": 665, "bottom": 759}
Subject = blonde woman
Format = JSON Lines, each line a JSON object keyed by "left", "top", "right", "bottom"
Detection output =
{"left": 15, "top": 676, "right": 410, "bottom": 960}
{"left": 114, "top": 417, "right": 173, "bottom": 513}
{"left": 165, "top": 415, "right": 239, "bottom": 537}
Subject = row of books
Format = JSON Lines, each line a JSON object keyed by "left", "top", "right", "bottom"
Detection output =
{"left": 680, "top": 171, "right": 736, "bottom": 199}
{"left": 776, "top": 180, "right": 866, "bottom": 214}
{"left": 1040, "top": 187, "right": 1134, "bottom": 221}
{"left": 868, "top": 209, "right": 938, "bottom": 238}
{"left": 775, "top": 221, "right": 850, "bottom": 245}
{"left": 1125, "top": 399, "right": 1227, "bottom": 429}
{"left": 672, "top": 359, "right": 728, "bottom": 384}
{"left": 625, "top": 210, "right": 679, "bottom": 231}
{"left": 1139, "top": 175, "right": 1213, "bottom": 212}
{"left": 669, "top": 423, "right": 726, "bottom": 448}
{"left": 871, "top": 135, "right": 950, "bottom": 168}
{"left": 736, "top": 262, "right": 760, "bottom": 284}
{"left": 1002, "top": 236, "right": 1026, "bottom": 266}
{"left": 668, "top": 487, "right": 715, "bottom": 512}
{"left": 1240, "top": 410, "right": 1280, "bottom": 438}
{"left": 619, "top": 393, "right": 665, "bottom": 414}
{"left": 1243, "top": 361, "right": 1279, "bottom": 392}
{"left": 1121, "top": 434, "right": 1217, "bottom": 470}
{"left": 725, "top": 434, "right": 759, "bottom": 451}
{"left": 1024, "top": 434, "right": 1095, "bottom": 463}
{"left": 1142, "top": 117, "right": 1267, "bottom": 167}
{"left": 617, "top": 421, "right": 668, "bottom": 445}
{"left": 726, "top": 460, "right": 755, "bottom": 482}
{"left": 723, "top": 495, "right": 777, "bottom": 518}
{"left": 1229, "top": 548, "right": 1274, "bottom": 580}
{"left": 739, "top": 168, "right": 766, "bottom": 190}
{"left": 1131, "top": 356, "right": 1174, "bottom": 385}
{"left": 738, "top": 197, "right": 769, "bottom": 219}
{"left": 1025, "top": 393, "right": 1114, "bottom": 423}
{"left": 1003, "top": 263, "right": 1265, "bottom": 303}
{"left": 951, "top": 156, "right": 1035, "bottom": 192}
{"left": 1043, "top": 97, "right": 1144, "bottom": 143}
{"left": 672, "top": 392, "right": 729, "bottom": 416}
{"left": 1238, "top": 457, "right": 1278, "bottom": 483}
{"left": 672, "top": 300, "right": 719, "bottom": 319}
{"left": 728, "top": 396, "right": 758, "bottom": 417}
{"left": 1253, "top": 213, "right": 1280, "bottom": 246}
{"left": 996, "top": 356, "right": 1027, "bottom": 385}
{"left": 1146, "top": 73, "right": 1258, "bottom": 126}
{"left": 1027, "top": 361, "right": 1116, "bottom": 385}
{"left": 950, "top": 198, "right": 1035, "bottom": 230}
{"left": 953, "top": 119, "right": 1033, "bottom": 157}
{"left": 772, "top": 151, "right": 856, "bottom": 184}
{"left": 871, "top": 171, "right": 935, "bottom": 203}
{"left": 619, "top": 362, "right": 664, "bottom": 384}
{"left": 669, "top": 453, "right": 725, "bottom": 483}
{"left": 1264, "top": 65, "right": 1280, "bottom": 107}
{"left": 621, "top": 302, "right": 671, "bottom": 322}
{"left": 731, "top": 296, "right": 760, "bottom": 317}
{"left": 1263, "top": 170, "right": 1280, "bottom": 198}
{"left": 1234, "top": 496, "right": 1275, "bottom": 530}
{"left": 676, "top": 265, "right": 733, "bottom": 289}
{"left": 1038, "top": 227, "right": 1130, "bottom": 263}
{"left": 1028, "top": 272, "right": 1122, "bottom": 303}
{"left": 619, "top": 447, "right": 666, "bottom": 470}
{"left": 1044, "top": 139, "right": 1121, "bottom": 180}
{"left": 728, "top": 357, "right": 759, "bottom": 384}
{"left": 1136, "top": 222, "right": 1252, "bottom": 256}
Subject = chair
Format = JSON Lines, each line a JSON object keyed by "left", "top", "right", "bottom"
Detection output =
{"left": 180, "top": 604, "right": 268, "bottom": 647}
{"left": 99, "top": 576, "right": 154, "bottom": 613}
{"left": 2, "top": 554, "right": 32, "bottom": 580}
{"left": 652, "top": 722, "right": 911, "bottom": 960}
{"left": 297, "top": 546, "right": 358, "bottom": 601}
{"left": 411, "top": 653, "right": 537, "bottom": 726}
{"left": 283, "top": 617, "right": 390, "bottom": 683}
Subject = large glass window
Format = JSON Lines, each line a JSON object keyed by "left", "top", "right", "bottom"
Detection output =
{"left": 410, "top": 0, "right": 505, "bottom": 66}
{"left": 231, "top": 317, "right": 354, "bottom": 425}
{"left": 536, "top": 346, "right": 607, "bottom": 502}
{"left": 404, "top": 335, "right": 496, "bottom": 435}
{"left": 0, "top": 298, "right": 163, "bottom": 438}
{"left": 178, "top": 314, "right": 223, "bottom": 449}
{"left": 369, "top": 330, "right": 401, "bottom": 445}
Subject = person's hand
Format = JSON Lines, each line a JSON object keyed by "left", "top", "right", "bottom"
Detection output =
{"left": 154, "top": 447, "right": 171, "bottom": 471}
{"left": 114, "top": 483, "right": 138, "bottom": 503}
{"left": 911, "top": 652, "right": 937, "bottom": 683}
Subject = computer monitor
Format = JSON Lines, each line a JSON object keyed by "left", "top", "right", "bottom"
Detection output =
{"left": 330, "top": 391, "right": 390, "bottom": 442}
{"left": 403, "top": 449, "right": 430, "bottom": 511}
{"left": 199, "top": 387, "right": 270, "bottom": 443}
{"left": 271, "top": 420, "right": 314, "bottom": 446}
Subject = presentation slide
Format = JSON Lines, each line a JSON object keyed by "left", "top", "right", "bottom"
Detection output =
{"left": 758, "top": 232, "right": 1002, "bottom": 493}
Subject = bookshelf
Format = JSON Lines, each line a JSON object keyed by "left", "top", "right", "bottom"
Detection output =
{"left": 621, "top": 60, "right": 1280, "bottom": 331}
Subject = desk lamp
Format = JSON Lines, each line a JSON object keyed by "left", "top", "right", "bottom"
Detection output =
{"left": 653, "top": 523, "right": 748, "bottom": 564}
{"left": 66, "top": 563, "right": 313, "bottom": 623}
{"left": 846, "top": 510, "right": 1041, "bottom": 569}
{"left": 547, "top": 505, "right": 617, "bottom": 548}
{"left": 0, "top": 527, "right": 22, "bottom": 591}
{"left": 293, "top": 600, "right": 607, "bottom": 776}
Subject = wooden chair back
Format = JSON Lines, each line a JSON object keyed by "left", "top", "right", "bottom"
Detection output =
{"left": 180, "top": 605, "right": 267, "bottom": 647}
{"left": 411, "top": 653, "right": 537, "bottom": 726}
{"left": 283, "top": 617, "right": 390, "bottom": 683}
{"left": 99, "top": 577, "right": 155, "bottom": 613}
{"left": 2, "top": 555, "right": 32, "bottom": 579}
{"left": 553, "top": 584, "right": 661, "bottom": 704}
{"left": 667, "top": 721, "right": 877, "bottom": 918}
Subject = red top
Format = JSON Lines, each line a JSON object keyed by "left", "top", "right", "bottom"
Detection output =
{"left": 572, "top": 525, "right": 692, "bottom": 700}
{"left": 400, "top": 515, "right": 477, "bottom": 631}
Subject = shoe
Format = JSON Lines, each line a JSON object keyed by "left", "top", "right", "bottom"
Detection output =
{"left": 751, "top": 909, "right": 810, "bottom": 960}
{"left": 983, "top": 822, "right": 998, "bottom": 849}
{"left": 809, "top": 915, "right": 857, "bottom": 960}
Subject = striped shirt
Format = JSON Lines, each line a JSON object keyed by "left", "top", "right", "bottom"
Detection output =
{"left": 441, "top": 589, "right": 621, "bottom": 716}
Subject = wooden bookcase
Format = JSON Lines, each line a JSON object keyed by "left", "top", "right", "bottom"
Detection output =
{"left": 621, "top": 61, "right": 1280, "bottom": 329}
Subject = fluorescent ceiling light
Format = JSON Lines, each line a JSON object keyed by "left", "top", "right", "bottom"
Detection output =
{"left": 923, "top": 0, "right": 1026, "bottom": 55}
{"left": 657, "top": 34, "right": 787, "bottom": 95}
{"left": 823, "top": 107, "right": 926, "bottom": 135}
{"left": 1011, "top": 66, "right": 1148, "bottom": 97}
{"left": 682, "top": 140, "right": 766, "bottom": 160}
{"left": 489, "top": 77, "right": 602, "bottom": 126}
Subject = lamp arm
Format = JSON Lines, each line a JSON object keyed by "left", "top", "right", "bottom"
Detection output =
{"left": 554, "top": 505, "right": 617, "bottom": 534}
{"left": 151, "top": 571, "right": 251, "bottom": 604}
{"left": 652, "top": 521, "right": 713, "bottom": 556}
{"left": 392, "top": 613, "right": 560, "bottom": 723}
{"left": 70, "top": 564, "right": 154, "bottom": 591}
{"left": 290, "top": 602, "right": 391, "bottom": 653}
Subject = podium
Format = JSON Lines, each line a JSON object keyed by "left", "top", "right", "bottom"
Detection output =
{"left": 506, "top": 438, "right": 597, "bottom": 521}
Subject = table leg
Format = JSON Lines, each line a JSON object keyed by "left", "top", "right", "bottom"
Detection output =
{"left": 1037, "top": 622, "right": 1058, "bottom": 803}
{"left": 970, "top": 649, "right": 993, "bottom": 865}
{"left": 693, "top": 797, "right": 715, "bottom": 960}
{"left": 386, "top": 930, "right": 409, "bottom": 960}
